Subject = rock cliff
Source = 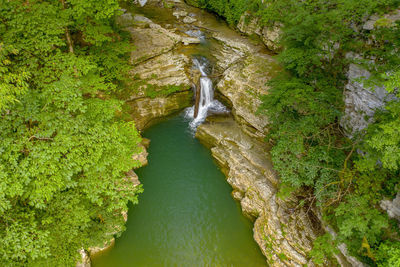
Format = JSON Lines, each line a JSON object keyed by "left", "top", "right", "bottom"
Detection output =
{"left": 196, "top": 116, "right": 322, "bottom": 266}
{"left": 116, "top": 9, "right": 197, "bottom": 131}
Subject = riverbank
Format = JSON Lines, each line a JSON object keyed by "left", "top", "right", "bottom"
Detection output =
{"left": 86, "top": 0, "right": 325, "bottom": 266}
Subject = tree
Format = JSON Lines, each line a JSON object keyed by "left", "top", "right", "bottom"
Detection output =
{"left": 0, "top": 0, "right": 142, "bottom": 265}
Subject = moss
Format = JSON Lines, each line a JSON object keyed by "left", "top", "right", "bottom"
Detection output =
{"left": 280, "top": 222, "right": 287, "bottom": 237}
{"left": 145, "top": 84, "right": 189, "bottom": 98}
{"left": 278, "top": 253, "right": 288, "bottom": 261}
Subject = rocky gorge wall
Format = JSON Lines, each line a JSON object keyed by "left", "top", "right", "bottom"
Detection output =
{"left": 80, "top": 1, "right": 358, "bottom": 266}
{"left": 138, "top": 1, "right": 331, "bottom": 265}
{"left": 106, "top": 1, "right": 328, "bottom": 266}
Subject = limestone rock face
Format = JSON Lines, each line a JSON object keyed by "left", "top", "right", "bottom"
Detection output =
{"left": 237, "top": 12, "right": 282, "bottom": 52}
{"left": 237, "top": 12, "right": 262, "bottom": 36}
{"left": 341, "top": 62, "right": 394, "bottom": 135}
{"left": 196, "top": 116, "right": 322, "bottom": 266}
{"left": 128, "top": 25, "right": 181, "bottom": 65}
{"left": 129, "top": 51, "right": 191, "bottom": 97}
{"left": 381, "top": 192, "right": 400, "bottom": 222}
{"left": 261, "top": 25, "right": 282, "bottom": 52}
{"left": 217, "top": 54, "right": 280, "bottom": 137}
{"left": 363, "top": 9, "right": 400, "bottom": 30}
{"left": 120, "top": 14, "right": 196, "bottom": 130}
{"left": 127, "top": 91, "right": 192, "bottom": 130}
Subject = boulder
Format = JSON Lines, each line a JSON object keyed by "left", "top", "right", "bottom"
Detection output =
{"left": 182, "top": 36, "right": 201, "bottom": 45}
{"left": 173, "top": 10, "right": 188, "bottom": 18}
{"left": 183, "top": 16, "right": 197, "bottom": 24}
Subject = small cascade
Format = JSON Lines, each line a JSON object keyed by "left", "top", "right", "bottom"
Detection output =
{"left": 185, "top": 29, "right": 206, "bottom": 42}
{"left": 185, "top": 57, "right": 228, "bottom": 131}
{"left": 138, "top": 0, "right": 147, "bottom": 7}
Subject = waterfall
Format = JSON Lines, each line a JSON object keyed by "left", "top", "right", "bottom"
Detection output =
{"left": 185, "top": 57, "right": 228, "bottom": 131}
{"left": 138, "top": 0, "right": 147, "bottom": 7}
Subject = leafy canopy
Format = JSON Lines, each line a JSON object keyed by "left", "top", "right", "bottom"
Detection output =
{"left": 0, "top": 0, "right": 143, "bottom": 265}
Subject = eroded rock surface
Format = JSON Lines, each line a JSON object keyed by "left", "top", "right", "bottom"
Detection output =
{"left": 341, "top": 60, "right": 394, "bottom": 136}
{"left": 381, "top": 192, "right": 400, "bottom": 222}
{"left": 116, "top": 9, "right": 197, "bottom": 130}
{"left": 196, "top": 116, "right": 322, "bottom": 266}
{"left": 237, "top": 12, "right": 282, "bottom": 52}
{"left": 217, "top": 54, "right": 280, "bottom": 138}
{"left": 126, "top": 90, "right": 192, "bottom": 130}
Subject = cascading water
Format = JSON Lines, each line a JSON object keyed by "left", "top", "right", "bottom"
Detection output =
{"left": 185, "top": 57, "right": 228, "bottom": 130}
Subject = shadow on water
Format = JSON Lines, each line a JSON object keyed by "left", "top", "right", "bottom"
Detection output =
{"left": 92, "top": 114, "right": 267, "bottom": 266}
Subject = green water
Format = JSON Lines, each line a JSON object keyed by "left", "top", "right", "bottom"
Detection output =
{"left": 92, "top": 115, "right": 267, "bottom": 266}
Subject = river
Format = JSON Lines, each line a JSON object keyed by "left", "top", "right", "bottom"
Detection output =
{"left": 91, "top": 115, "right": 267, "bottom": 266}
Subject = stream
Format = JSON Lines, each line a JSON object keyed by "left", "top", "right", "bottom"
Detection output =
{"left": 92, "top": 115, "right": 267, "bottom": 266}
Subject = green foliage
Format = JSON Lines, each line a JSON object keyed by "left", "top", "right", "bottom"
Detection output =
{"left": 187, "top": 0, "right": 400, "bottom": 263}
{"left": 186, "top": 0, "right": 255, "bottom": 25}
{"left": 335, "top": 196, "right": 388, "bottom": 252}
{"left": 0, "top": 0, "right": 142, "bottom": 265}
{"left": 145, "top": 84, "right": 187, "bottom": 98}
{"left": 376, "top": 240, "right": 400, "bottom": 267}
{"left": 0, "top": 44, "right": 30, "bottom": 111}
{"left": 309, "top": 233, "right": 338, "bottom": 265}
{"left": 253, "top": 0, "right": 400, "bottom": 264}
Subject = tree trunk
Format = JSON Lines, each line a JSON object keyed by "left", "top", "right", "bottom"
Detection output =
{"left": 60, "top": 0, "right": 74, "bottom": 54}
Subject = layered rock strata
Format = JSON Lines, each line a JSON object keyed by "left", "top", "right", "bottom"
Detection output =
{"left": 196, "top": 116, "right": 323, "bottom": 266}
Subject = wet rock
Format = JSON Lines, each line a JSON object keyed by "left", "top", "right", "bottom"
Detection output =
{"left": 183, "top": 16, "right": 197, "bottom": 24}
{"left": 134, "top": 14, "right": 153, "bottom": 24}
{"left": 88, "top": 239, "right": 115, "bottom": 258}
{"left": 173, "top": 10, "right": 188, "bottom": 18}
{"left": 182, "top": 36, "right": 201, "bottom": 45}
{"left": 196, "top": 116, "right": 323, "bottom": 266}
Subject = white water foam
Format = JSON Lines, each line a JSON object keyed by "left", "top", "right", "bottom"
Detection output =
{"left": 185, "top": 30, "right": 206, "bottom": 42}
{"left": 185, "top": 57, "right": 228, "bottom": 131}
